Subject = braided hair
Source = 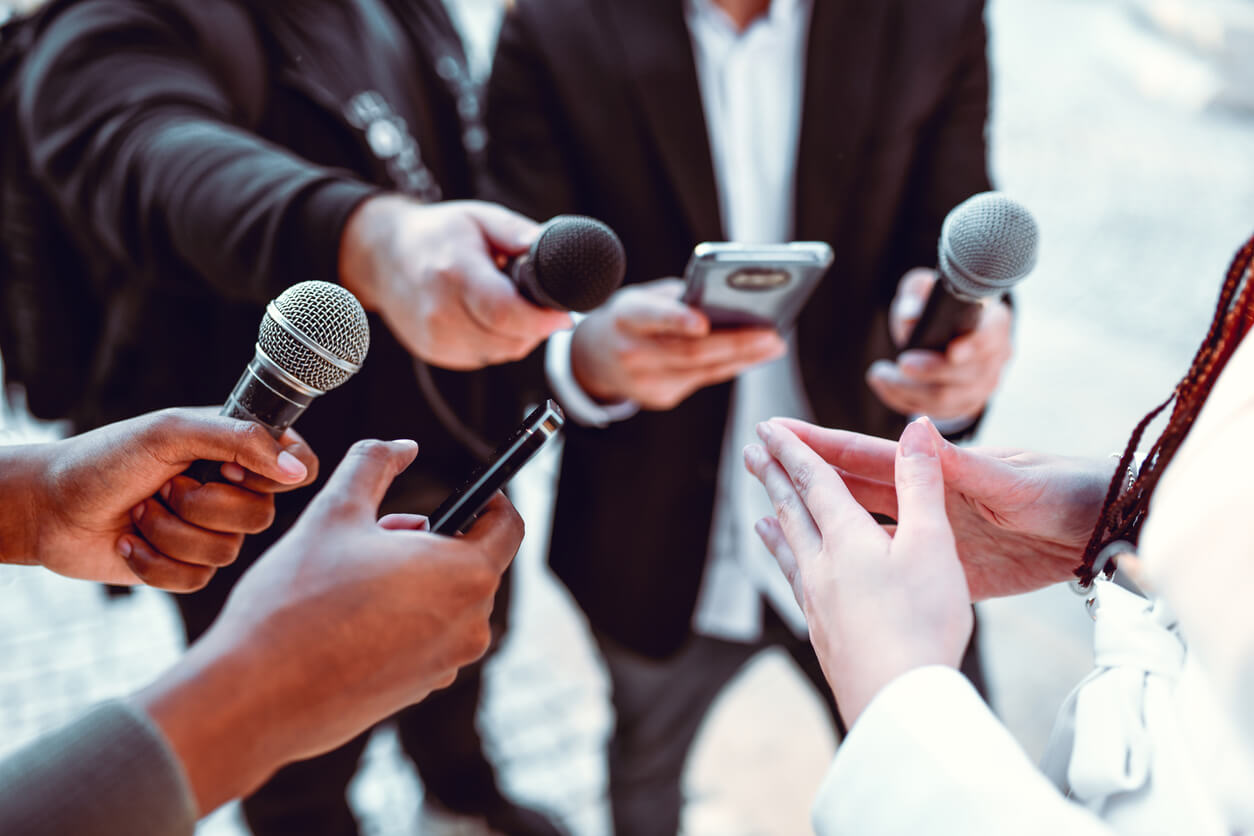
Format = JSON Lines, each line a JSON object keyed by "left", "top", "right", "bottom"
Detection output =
{"left": 1077, "top": 232, "right": 1254, "bottom": 586}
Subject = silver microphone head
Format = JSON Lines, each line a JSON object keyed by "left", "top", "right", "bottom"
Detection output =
{"left": 257, "top": 281, "right": 370, "bottom": 394}
{"left": 939, "top": 192, "right": 1039, "bottom": 298}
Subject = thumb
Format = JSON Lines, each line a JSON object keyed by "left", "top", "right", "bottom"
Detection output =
{"left": 890, "top": 268, "right": 937, "bottom": 349}
{"left": 309, "top": 439, "right": 419, "bottom": 522}
{"left": 461, "top": 201, "right": 542, "bottom": 256}
{"left": 893, "top": 418, "right": 951, "bottom": 549}
{"left": 617, "top": 280, "right": 709, "bottom": 338}
{"left": 143, "top": 409, "right": 309, "bottom": 485}
{"left": 456, "top": 493, "right": 525, "bottom": 573}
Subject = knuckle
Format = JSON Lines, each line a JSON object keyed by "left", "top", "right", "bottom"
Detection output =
{"left": 462, "top": 564, "right": 500, "bottom": 600}
{"left": 461, "top": 622, "right": 493, "bottom": 660}
{"left": 246, "top": 499, "right": 277, "bottom": 533}
{"left": 348, "top": 438, "right": 394, "bottom": 465}
{"left": 177, "top": 568, "right": 215, "bottom": 593}
{"left": 790, "top": 462, "right": 817, "bottom": 497}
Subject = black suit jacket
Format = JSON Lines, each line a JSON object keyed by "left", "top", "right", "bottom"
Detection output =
{"left": 485, "top": 0, "right": 992, "bottom": 658}
{"left": 19, "top": 0, "right": 511, "bottom": 513}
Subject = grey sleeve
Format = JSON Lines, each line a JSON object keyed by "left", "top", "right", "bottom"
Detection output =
{"left": 0, "top": 699, "right": 197, "bottom": 836}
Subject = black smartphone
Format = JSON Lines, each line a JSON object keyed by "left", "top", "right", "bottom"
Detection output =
{"left": 681, "top": 242, "right": 834, "bottom": 332}
{"left": 428, "top": 399, "right": 565, "bottom": 535}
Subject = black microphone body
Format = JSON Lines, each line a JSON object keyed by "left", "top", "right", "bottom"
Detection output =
{"left": 905, "top": 191, "right": 1039, "bottom": 353}
{"left": 905, "top": 280, "right": 986, "bottom": 353}
{"left": 185, "top": 281, "right": 370, "bottom": 483}
{"left": 506, "top": 215, "right": 626, "bottom": 312}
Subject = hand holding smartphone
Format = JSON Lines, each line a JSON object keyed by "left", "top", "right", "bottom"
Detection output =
{"left": 428, "top": 400, "right": 564, "bottom": 535}
{"left": 681, "top": 242, "right": 833, "bottom": 333}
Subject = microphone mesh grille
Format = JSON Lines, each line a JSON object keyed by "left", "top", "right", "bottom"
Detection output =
{"left": 258, "top": 281, "right": 370, "bottom": 392}
{"left": 533, "top": 215, "right": 626, "bottom": 312}
{"left": 941, "top": 192, "right": 1039, "bottom": 297}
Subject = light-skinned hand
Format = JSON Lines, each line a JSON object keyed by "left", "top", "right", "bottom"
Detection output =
{"left": 744, "top": 417, "right": 973, "bottom": 727}
{"left": 339, "top": 196, "right": 572, "bottom": 370}
{"left": 763, "top": 417, "right": 1116, "bottom": 599}
{"left": 0, "top": 407, "right": 318, "bottom": 591}
{"left": 134, "top": 439, "right": 525, "bottom": 815}
{"left": 867, "top": 267, "right": 1013, "bottom": 421}
{"left": 570, "top": 277, "right": 786, "bottom": 409}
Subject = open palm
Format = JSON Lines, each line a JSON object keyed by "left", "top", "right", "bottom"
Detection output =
{"left": 773, "top": 418, "right": 1116, "bottom": 599}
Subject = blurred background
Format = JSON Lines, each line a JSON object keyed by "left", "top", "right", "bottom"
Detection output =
{"left": 2, "top": 0, "right": 1252, "bottom": 833}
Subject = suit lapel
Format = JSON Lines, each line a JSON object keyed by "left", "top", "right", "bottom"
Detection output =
{"left": 794, "top": 0, "right": 892, "bottom": 240}
{"left": 598, "top": 0, "right": 724, "bottom": 242}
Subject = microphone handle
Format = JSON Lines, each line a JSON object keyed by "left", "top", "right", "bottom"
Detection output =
{"left": 904, "top": 282, "right": 985, "bottom": 353}
{"left": 184, "top": 353, "right": 315, "bottom": 484}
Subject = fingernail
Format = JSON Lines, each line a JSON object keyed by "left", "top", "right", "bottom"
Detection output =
{"left": 131, "top": 504, "right": 145, "bottom": 523}
{"left": 277, "top": 450, "right": 308, "bottom": 480}
{"left": 221, "top": 463, "right": 246, "bottom": 483}
{"left": 896, "top": 296, "right": 923, "bottom": 320}
{"left": 743, "top": 444, "right": 763, "bottom": 467}
{"left": 390, "top": 439, "right": 420, "bottom": 452}
{"left": 867, "top": 359, "right": 896, "bottom": 382}
{"left": 898, "top": 351, "right": 932, "bottom": 373}
{"left": 118, "top": 538, "right": 132, "bottom": 559}
{"left": 756, "top": 422, "right": 775, "bottom": 442}
{"left": 899, "top": 418, "right": 937, "bottom": 458}
{"left": 159, "top": 481, "right": 173, "bottom": 501}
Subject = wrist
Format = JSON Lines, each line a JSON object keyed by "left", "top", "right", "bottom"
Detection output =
{"left": 0, "top": 443, "right": 56, "bottom": 567}
{"left": 133, "top": 628, "right": 291, "bottom": 816}
{"left": 569, "top": 323, "right": 620, "bottom": 403}
{"left": 339, "top": 193, "right": 412, "bottom": 312}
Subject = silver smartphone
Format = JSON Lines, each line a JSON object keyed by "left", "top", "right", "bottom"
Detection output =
{"left": 681, "top": 242, "right": 834, "bottom": 332}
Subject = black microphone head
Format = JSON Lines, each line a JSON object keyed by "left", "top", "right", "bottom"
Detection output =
{"left": 528, "top": 215, "right": 626, "bottom": 312}
{"left": 258, "top": 281, "right": 370, "bottom": 394}
{"left": 939, "top": 192, "right": 1039, "bottom": 298}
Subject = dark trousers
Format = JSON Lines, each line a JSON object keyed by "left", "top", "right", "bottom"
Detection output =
{"left": 174, "top": 517, "right": 512, "bottom": 836}
{"left": 595, "top": 604, "right": 986, "bottom": 836}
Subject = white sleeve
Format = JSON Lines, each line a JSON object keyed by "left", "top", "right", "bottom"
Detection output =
{"left": 812, "top": 666, "right": 1113, "bottom": 836}
{"left": 544, "top": 321, "right": 640, "bottom": 428}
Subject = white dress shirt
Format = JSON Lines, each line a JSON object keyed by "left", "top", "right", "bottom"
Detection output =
{"left": 546, "top": 0, "right": 814, "bottom": 643}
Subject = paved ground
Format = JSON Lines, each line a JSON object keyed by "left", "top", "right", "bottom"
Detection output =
{"left": 2, "top": 0, "right": 1253, "bottom": 834}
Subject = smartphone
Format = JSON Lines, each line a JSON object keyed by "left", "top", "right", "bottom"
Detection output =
{"left": 428, "top": 400, "right": 565, "bottom": 535}
{"left": 681, "top": 242, "right": 834, "bottom": 332}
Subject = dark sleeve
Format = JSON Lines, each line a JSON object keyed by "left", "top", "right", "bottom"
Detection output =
{"left": 896, "top": 0, "right": 993, "bottom": 274}
{"left": 17, "top": 0, "right": 380, "bottom": 304}
{"left": 0, "top": 700, "right": 197, "bottom": 836}
{"left": 480, "top": 2, "right": 580, "bottom": 221}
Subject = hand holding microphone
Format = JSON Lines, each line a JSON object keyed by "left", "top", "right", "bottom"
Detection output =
{"left": 868, "top": 192, "right": 1037, "bottom": 421}
{"left": 339, "top": 197, "right": 624, "bottom": 370}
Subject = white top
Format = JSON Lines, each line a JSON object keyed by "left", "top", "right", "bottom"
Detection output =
{"left": 545, "top": 0, "right": 814, "bottom": 643}
{"left": 810, "top": 335, "right": 1254, "bottom": 834}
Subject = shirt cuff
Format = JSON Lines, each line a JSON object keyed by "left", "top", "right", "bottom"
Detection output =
{"left": 812, "top": 666, "right": 1110, "bottom": 836}
{"left": 545, "top": 320, "right": 639, "bottom": 428}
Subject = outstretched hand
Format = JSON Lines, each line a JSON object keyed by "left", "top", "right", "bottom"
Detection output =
{"left": 769, "top": 417, "right": 1115, "bottom": 599}
{"left": 744, "top": 418, "right": 973, "bottom": 727}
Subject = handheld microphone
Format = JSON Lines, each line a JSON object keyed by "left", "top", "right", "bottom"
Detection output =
{"left": 507, "top": 215, "right": 626, "bottom": 312}
{"left": 905, "top": 192, "right": 1039, "bottom": 353}
{"left": 186, "top": 280, "right": 370, "bottom": 482}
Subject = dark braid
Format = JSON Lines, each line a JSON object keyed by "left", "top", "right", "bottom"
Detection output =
{"left": 1077, "top": 232, "right": 1254, "bottom": 585}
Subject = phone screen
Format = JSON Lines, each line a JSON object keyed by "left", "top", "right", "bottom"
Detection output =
{"left": 428, "top": 400, "right": 565, "bottom": 534}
